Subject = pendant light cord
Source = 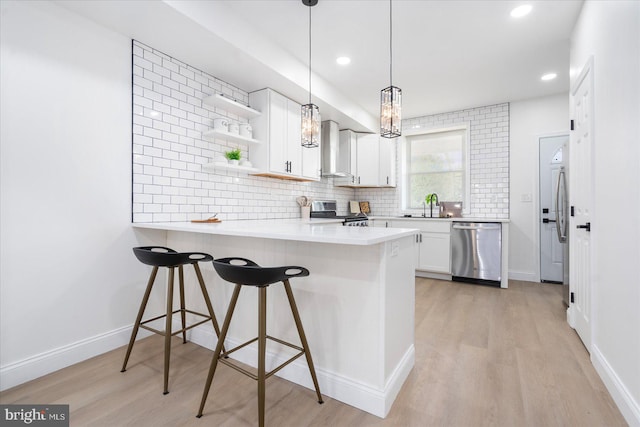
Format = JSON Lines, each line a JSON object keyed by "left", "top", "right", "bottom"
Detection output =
{"left": 389, "top": 0, "right": 393, "bottom": 88}
{"left": 309, "top": 4, "right": 312, "bottom": 105}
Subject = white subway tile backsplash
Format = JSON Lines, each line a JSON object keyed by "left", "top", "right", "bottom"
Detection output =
{"left": 132, "top": 41, "right": 442, "bottom": 222}
{"left": 355, "top": 103, "right": 510, "bottom": 218}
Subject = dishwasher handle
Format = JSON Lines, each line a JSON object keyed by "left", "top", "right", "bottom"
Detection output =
{"left": 452, "top": 224, "right": 501, "bottom": 230}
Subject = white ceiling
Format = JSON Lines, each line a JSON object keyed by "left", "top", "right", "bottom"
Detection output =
{"left": 57, "top": 0, "right": 583, "bottom": 132}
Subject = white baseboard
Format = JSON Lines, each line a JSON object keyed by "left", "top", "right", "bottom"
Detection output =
{"left": 189, "top": 325, "right": 415, "bottom": 418}
{"left": 415, "top": 271, "right": 451, "bottom": 281}
{"left": 508, "top": 270, "right": 538, "bottom": 282}
{"left": 591, "top": 345, "right": 640, "bottom": 427}
{"left": 0, "top": 326, "right": 150, "bottom": 392}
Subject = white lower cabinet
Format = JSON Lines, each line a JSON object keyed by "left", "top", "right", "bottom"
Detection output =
{"left": 418, "top": 232, "right": 451, "bottom": 273}
{"left": 390, "top": 220, "right": 451, "bottom": 274}
{"left": 370, "top": 219, "right": 390, "bottom": 228}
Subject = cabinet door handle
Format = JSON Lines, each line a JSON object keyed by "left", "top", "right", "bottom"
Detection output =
{"left": 358, "top": 176, "right": 361, "bottom": 184}
{"left": 386, "top": 176, "right": 389, "bottom": 185}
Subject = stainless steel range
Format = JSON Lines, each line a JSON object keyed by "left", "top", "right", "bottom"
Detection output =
{"left": 310, "top": 200, "right": 369, "bottom": 227}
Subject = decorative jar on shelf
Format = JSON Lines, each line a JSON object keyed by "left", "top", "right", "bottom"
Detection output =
{"left": 228, "top": 122, "right": 240, "bottom": 134}
{"left": 213, "top": 118, "right": 229, "bottom": 132}
{"left": 239, "top": 123, "right": 253, "bottom": 138}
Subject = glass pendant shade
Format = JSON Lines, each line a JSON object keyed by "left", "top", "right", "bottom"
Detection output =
{"left": 301, "top": 103, "right": 320, "bottom": 148}
{"left": 380, "top": 85, "right": 402, "bottom": 138}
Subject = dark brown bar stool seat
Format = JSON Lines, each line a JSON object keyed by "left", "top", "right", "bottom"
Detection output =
{"left": 197, "top": 257, "right": 323, "bottom": 426}
{"left": 121, "top": 246, "right": 224, "bottom": 395}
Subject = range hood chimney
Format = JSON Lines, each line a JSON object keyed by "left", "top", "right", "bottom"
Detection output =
{"left": 321, "top": 120, "right": 349, "bottom": 177}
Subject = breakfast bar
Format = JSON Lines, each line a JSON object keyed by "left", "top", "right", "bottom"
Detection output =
{"left": 133, "top": 220, "right": 418, "bottom": 418}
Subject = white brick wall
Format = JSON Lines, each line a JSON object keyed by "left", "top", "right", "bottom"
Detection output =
{"left": 356, "top": 104, "right": 510, "bottom": 219}
{"left": 132, "top": 41, "right": 353, "bottom": 222}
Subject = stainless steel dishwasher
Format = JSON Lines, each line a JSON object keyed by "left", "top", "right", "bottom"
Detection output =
{"left": 451, "top": 222, "right": 502, "bottom": 285}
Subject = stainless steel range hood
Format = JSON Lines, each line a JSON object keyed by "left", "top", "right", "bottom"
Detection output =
{"left": 321, "top": 120, "right": 350, "bottom": 177}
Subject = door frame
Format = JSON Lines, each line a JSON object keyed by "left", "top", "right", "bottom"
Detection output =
{"left": 534, "top": 131, "right": 570, "bottom": 284}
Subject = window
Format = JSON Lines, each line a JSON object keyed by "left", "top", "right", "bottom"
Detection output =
{"left": 402, "top": 125, "right": 470, "bottom": 211}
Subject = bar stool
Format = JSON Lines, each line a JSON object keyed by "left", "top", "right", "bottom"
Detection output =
{"left": 121, "top": 246, "right": 224, "bottom": 395}
{"left": 196, "top": 257, "right": 323, "bottom": 426}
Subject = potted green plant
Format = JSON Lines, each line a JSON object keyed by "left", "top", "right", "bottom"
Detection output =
{"left": 224, "top": 148, "right": 241, "bottom": 166}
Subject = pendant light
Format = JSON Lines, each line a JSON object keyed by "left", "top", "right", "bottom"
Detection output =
{"left": 301, "top": 0, "right": 320, "bottom": 148}
{"left": 380, "top": 0, "right": 401, "bottom": 138}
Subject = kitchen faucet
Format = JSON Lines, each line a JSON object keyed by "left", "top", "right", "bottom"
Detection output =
{"left": 427, "top": 193, "right": 439, "bottom": 218}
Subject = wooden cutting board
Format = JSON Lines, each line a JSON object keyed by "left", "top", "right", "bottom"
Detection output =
{"left": 191, "top": 218, "right": 221, "bottom": 223}
{"left": 359, "top": 201, "right": 370, "bottom": 214}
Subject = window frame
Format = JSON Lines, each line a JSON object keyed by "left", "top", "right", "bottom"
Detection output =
{"left": 400, "top": 123, "right": 471, "bottom": 215}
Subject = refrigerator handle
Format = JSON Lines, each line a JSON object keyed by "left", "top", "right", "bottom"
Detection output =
{"left": 555, "top": 168, "right": 568, "bottom": 243}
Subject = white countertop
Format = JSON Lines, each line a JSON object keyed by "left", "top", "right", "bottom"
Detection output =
{"left": 371, "top": 216, "right": 510, "bottom": 223}
{"left": 133, "top": 219, "right": 418, "bottom": 246}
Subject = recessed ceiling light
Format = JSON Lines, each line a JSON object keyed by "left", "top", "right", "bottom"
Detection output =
{"left": 336, "top": 56, "right": 351, "bottom": 65}
{"left": 511, "top": 4, "right": 532, "bottom": 18}
{"left": 541, "top": 73, "right": 557, "bottom": 81}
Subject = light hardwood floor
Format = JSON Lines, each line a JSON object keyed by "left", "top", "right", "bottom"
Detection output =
{"left": 1, "top": 279, "right": 627, "bottom": 426}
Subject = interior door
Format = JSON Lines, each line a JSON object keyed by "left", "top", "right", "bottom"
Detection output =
{"left": 569, "top": 57, "right": 594, "bottom": 352}
{"left": 540, "top": 135, "right": 568, "bottom": 282}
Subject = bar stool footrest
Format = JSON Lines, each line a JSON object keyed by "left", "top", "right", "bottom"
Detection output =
{"left": 218, "top": 335, "right": 305, "bottom": 381}
{"left": 138, "top": 309, "right": 214, "bottom": 337}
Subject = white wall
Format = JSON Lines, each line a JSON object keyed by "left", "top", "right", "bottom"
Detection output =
{"left": 0, "top": 1, "right": 162, "bottom": 390}
{"left": 509, "top": 94, "right": 568, "bottom": 281}
{"left": 570, "top": 1, "right": 640, "bottom": 425}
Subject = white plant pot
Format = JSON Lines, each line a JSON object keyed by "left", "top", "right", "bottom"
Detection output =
{"left": 229, "top": 159, "right": 239, "bottom": 166}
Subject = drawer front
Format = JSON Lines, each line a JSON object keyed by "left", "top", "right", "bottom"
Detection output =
{"left": 419, "top": 221, "right": 451, "bottom": 233}
{"left": 391, "top": 220, "right": 451, "bottom": 233}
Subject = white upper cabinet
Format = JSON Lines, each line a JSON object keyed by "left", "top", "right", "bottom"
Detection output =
{"left": 379, "top": 137, "right": 397, "bottom": 187}
{"left": 248, "top": 88, "right": 320, "bottom": 181}
{"left": 301, "top": 136, "right": 321, "bottom": 180}
{"left": 336, "top": 131, "right": 396, "bottom": 187}
{"left": 356, "top": 133, "right": 380, "bottom": 186}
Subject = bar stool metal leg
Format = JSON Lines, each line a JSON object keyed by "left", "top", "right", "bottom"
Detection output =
{"left": 197, "top": 283, "right": 242, "bottom": 418}
{"left": 178, "top": 265, "right": 187, "bottom": 344}
{"left": 193, "top": 263, "right": 225, "bottom": 353}
{"left": 283, "top": 279, "right": 324, "bottom": 404}
{"left": 121, "top": 266, "right": 159, "bottom": 373}
{"left": 258, "top": 287, "right": 267, "bottom": 427}
{"left": 163, "top": 267, "right": 175, "bottom": 395}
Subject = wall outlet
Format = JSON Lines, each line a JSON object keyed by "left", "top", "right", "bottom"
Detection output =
{"left": 521, "top": 193, "right": 533, "bottom": 202}
{"left": 391, "top": 242, "right": 399, "bottom": 257}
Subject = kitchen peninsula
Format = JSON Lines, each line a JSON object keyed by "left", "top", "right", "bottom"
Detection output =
{"left": 133, "top": 220, "right": 418, "bottom": 418}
